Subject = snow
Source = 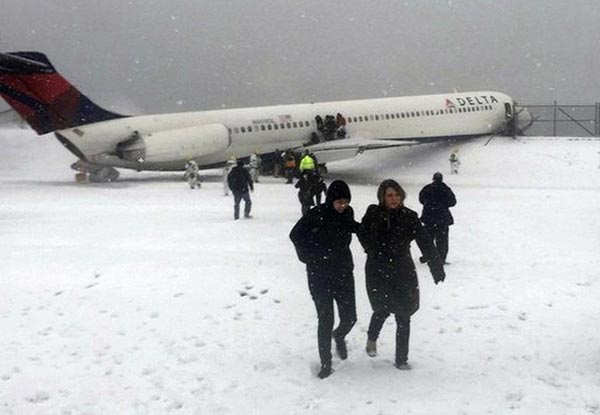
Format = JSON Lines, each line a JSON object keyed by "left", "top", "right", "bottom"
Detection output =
{"left": 1, "top": 129, "right": 600, "bottom": 414}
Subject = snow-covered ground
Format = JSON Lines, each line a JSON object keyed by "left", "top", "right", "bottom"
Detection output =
{"left": 1, "top": 129, "right": 600, "bottom": 415}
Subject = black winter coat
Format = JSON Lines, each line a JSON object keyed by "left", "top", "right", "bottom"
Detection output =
{"left": 419, "top": 182, "right": 456, "bottom": 228}
{"left": 358, "top": 205, "right": 444, "bottom": 316}
{"left": 227, "top": 165, "right": 253, "bottom": 194}
{"left": 289, "top": 204, "right": 359, "bottom": 275}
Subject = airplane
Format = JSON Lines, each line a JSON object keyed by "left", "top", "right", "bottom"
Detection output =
{"left": 0, "top": 51, "right": 533, "bottom": 182}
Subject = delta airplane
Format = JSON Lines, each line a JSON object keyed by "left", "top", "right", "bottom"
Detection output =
{"left": 0, "top": 51, "right": 532, "bottom": 182}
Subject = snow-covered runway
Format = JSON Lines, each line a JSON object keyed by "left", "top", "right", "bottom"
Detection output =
{"left": 1, "top": 130, "right": 599, "bottom": 414}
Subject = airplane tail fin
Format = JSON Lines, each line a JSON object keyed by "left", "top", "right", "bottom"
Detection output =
{"left": 0, "top": 51, "right": 125, "bottom": 134}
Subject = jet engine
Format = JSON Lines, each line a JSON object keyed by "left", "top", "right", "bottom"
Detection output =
{"left": 116, "top": 123, "right": 230, "bottom": 163}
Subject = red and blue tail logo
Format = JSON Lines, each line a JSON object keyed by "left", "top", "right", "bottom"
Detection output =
{"left": 0, "top": 51, "right": 125, "bottom": 134}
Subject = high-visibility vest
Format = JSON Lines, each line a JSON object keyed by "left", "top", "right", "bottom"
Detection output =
{"left": 299, "top": 155, "right": 315, "bottom": 171}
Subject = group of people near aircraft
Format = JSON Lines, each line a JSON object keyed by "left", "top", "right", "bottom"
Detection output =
{"left": 315, "top": 113, "right": 347, "bottom": 141}
{"left": 185, "top": 146, "right": 458, "bottom": 379}
{"left": 290, "top": 172, "right": 456, "bottom": 379}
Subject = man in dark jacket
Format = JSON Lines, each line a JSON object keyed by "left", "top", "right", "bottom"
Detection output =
{"left": 419, "top": 172, "right": 457, "bottom": 263}
{"left": 227, "top": 160, "right": 254, "bottom": 220}
{"left": 289, "top": 180, "right": 359, "bottom": 379}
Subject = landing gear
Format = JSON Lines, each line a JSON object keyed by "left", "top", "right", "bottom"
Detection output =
{"left": 89, "top": 167, "right": 120, "bottom": 182}
{"left": 71, "top": 161, "right": 120, "bottom": 182}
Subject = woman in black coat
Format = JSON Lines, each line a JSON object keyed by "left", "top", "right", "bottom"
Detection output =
{"left": 289, "top": 180, "right": 359, "bottom": 379}
{"left": 358, "top": 179, "right": 445, "bottom": 369}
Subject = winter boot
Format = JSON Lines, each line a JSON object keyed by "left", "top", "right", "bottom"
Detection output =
{"left": 334, "top": 336, "right": 348, "bottom": 360}
{"left": 395, "top": 361, "right": 412, "bottom": 371}
{"left": 366, "top": 339, "right": 377, "bottom": 357}
{"left": 317, "top": 361, "right": 333, "bottom": 379}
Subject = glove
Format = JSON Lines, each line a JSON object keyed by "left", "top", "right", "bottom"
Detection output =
{"left": 428, "top": 262, "right": 445, "bottom": 284}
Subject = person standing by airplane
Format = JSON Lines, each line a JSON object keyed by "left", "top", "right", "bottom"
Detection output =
{"left": 284, "top": 151, "right": 297, "bottom": 184}
{"left": 227, "top": 160, "right": 254, "bottom": 219}
{"left": 449, "top": 149, "right": 461, "bottom": 174}
{"left": 358, "top": 179, "right": 445, "bottom": 370}
{"left": 299, "top": 150, "right": 316, "bottom": 173}
{"left": 184, "top": 160, "right": 200, "bottom": 189}
{"left": 419, "top": 172, "right": 457, "bottom": 264}
{"left": 249, "top": 152, "right": 261, "bottom": 183}
{"left": 289, "top": 180, "right": 359, "bottom": 379}
{"left": 335, "top": 113, "right": 347, "bottom": 139}
{"left": 223, "top": 156, "right": 237, "bottom": 196}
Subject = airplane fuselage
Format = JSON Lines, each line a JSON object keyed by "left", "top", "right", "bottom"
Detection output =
{"left": 56, "top": 90, "right": 513, "bottom": 171}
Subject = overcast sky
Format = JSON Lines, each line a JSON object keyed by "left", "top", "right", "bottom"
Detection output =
{"left": 1, "top": 0, "right": 599, "bottom": 115}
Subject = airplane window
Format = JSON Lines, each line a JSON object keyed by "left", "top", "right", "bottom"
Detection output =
{"left": 248, "top": 126, "right": 253, "bottom": 132}
{"left": 280, "top": 123, "right": 285, "bottom": 129}
{"left": 375, "top": 115, "right": 379, "bottom": 121}
{"left": 241, "top": 127, "right": 246, "bottom": 133}
{"left": 261, "top": 125, "right": 266, "bottom": 131}
{"left": 286, "top": 122, "right": 291, "bottom": 128}
{"left": 385, "top": 114, "right": 389, "bottom": 120}
{"left": 348, "top": 117, "right": 353, "bottom": 123}
{"left": 267, "top": 124, "right": 272, "bottom": 130}
{"left": 358, "top": 116, "right": 362, "bottom": 122}
{"left": 390, "top": 114, "right": 395, "bottom": 119}
{"left": 292, "top": 122, "right": 298, "bottom": 128}
{"left": 234, "top": 127, "right": 239, "bottom": 134}
{"left": 274, "top": 124, "right": 278, "bottom": 130}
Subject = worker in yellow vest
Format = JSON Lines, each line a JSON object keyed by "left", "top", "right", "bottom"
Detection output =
{"left": 299, "top": 151, "right": 316, "bottom": 173}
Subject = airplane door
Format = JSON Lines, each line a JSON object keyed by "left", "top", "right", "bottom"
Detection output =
{"left": 504, "top": 103, "right": 513, "bottom": 120}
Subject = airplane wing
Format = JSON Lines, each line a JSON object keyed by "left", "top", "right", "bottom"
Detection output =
{"left": 298, "top": 137, "right": 420, "bottom": 163}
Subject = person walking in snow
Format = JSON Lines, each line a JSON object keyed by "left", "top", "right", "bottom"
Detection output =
{"left": 449, "top": 149, "right": 461, "bottom": 174}
{"left": 223, "top": 157, "right": 237, "bottom": 196}
{"left": 295, "top": 172, "right": 315, "bottom": 216}
{"left": 308, "top": 170, "right": 327, "bottom": 206}
{"left": 419, "top": 172, "right": 457, "bottom": 264}
{"left": 290, "top": 180, "right": 359, "bottom": 379}
{"left": 358, "top": 179, "right": 445, "bottom": 370}
{"left": 184, "top": 160, "right": 201, "bottom": 189}
{"left": 227, "top": 160, "right": 254, "bottom": 219}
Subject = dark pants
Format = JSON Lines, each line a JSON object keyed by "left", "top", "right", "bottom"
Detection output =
{"left": 233, "top": 191, "right": 251, "bottom": 219}
{"left": 425, "top": 225, "right": 450, "bottom": 262}
{"left": 367, "top": 311, "right": 411, "bottom": 364}
{"left": 308, "top": 268, "right": 357, "bottom": 365}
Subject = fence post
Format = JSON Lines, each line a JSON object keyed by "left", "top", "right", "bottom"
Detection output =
{"left": 596, "top": 102, "right": 600, "bottom": 136}
{"left": 553, "top": 101, "right": 557, "bottom": 136}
